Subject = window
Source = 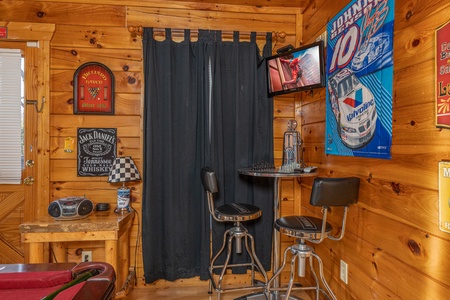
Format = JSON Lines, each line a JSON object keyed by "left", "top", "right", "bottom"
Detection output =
{"left": 0, "top": 49, "right": 23, "bottom": 184}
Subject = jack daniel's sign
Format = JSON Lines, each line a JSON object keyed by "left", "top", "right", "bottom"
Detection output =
{"left": 77, "top": 128, "right": 117, "bottom": 176}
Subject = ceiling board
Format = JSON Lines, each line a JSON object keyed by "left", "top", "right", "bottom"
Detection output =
{"left": 165, "top": 0, "right": 311, "bottom": 10}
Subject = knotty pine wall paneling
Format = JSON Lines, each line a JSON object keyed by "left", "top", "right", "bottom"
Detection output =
{"left": 49, "top": 18, "right": 143, "bottom": 285}
{"left": 299, "top": 0, "right": 450, "bottom": 299}
{"left": 0, "top": 0, "right": 302, "bottom": 288}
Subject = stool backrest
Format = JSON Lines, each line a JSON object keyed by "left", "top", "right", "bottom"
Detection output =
{"left": 201, "top": 167, "right": 218, "bottom": 194}
{"left": 201, "top": 167, "right": 223, "bottom": 222}
{"left": 310, "top": 177, "right": 360, "bottom": 207}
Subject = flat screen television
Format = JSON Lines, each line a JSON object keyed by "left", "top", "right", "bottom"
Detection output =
{"left": 266, "top": 40, "right": 325, "bottom": 97}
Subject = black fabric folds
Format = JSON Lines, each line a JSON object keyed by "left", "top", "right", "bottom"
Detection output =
{"left": 142, "top": 28, "right": 274, "bottom": 283}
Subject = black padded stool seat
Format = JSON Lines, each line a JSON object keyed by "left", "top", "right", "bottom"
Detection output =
{"left": 215, "top": 203, "right": 262, "bottom": 222}
{"left": 265, "top": 177, "right": 360, "bottom": 300}
{"left": 275, "top": 215, "right": 332, "bottom": 239}
{"left": 201, "top": 166, "right": 268, "bottom": 297}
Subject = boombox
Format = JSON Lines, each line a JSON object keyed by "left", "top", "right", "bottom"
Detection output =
{"left": 48, "top": 197, "right": 94, "bottom": 220}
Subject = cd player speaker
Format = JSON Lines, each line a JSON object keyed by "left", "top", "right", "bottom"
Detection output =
{"left": 48, "top": 201, "right": 61, "bottom": 218}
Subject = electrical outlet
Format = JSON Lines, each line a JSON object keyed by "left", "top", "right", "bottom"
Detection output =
{"left": 81, "top": 250, "right": 92, "bottom": 262}
{"left": 340, "top": 259, "right": 348, "bottom": 284}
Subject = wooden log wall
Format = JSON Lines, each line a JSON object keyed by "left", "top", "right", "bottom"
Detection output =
{"left": 299, "top": 0, "right": 450, "bottom": 299}
{"left": 3, "top": 0, "right": 448, "bottom": 298}
{"left": 0, "top": 0, "right": 303, "bottom": 289}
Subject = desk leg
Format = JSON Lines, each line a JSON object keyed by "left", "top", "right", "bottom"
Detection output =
{"left": 27, "top": 243, "right": 44, "bottom": 263}
{"left": 105, "top": 240, "right": 118, "bottom": 290}
{"left": 118, "top": 228, "right": 131, "bottom": 289}
{"left": 52, "top": 242, "right": 66, "bottom": 263}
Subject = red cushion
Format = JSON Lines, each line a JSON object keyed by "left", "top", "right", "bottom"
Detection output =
{"left": 0, "top": 270, "right": 72, "bottom": 289}
{"left": 0, "top": 285, "right": 64, "bottom": 299}
{"left": 0, "top": 282, "right": 86, "bottom": 300}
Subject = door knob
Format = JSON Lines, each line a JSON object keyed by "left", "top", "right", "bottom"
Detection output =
{"left": 23, "top": 176, "right": 35, "bottom": 185}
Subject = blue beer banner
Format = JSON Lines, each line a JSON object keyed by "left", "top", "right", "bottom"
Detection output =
{"left": 325, "top": 0, "right": 394, "bottom": 159}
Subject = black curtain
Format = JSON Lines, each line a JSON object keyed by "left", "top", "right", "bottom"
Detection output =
{"left": 142, "top": 28, "right": 273, "bottom": 283}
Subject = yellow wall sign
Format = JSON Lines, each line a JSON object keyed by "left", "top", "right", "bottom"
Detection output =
{"left": 438, "top": 161, "right": 450, "bottom": 233}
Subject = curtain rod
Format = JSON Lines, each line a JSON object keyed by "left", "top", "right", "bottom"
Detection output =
{"left": 128, "top": 25, "right": 286, "bottom": 42}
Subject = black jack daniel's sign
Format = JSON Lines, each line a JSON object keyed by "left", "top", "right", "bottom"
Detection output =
{"left": 77, "top": 128, "right": 117, "bottom": 176}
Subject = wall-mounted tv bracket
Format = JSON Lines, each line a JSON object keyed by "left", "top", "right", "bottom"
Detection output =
{"left": 276, "top": 44, "right": 295, "bottom": 55}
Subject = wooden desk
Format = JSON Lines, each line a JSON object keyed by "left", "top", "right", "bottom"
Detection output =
{"left": 19, "top": 211, "right": 134, "bottom": 293}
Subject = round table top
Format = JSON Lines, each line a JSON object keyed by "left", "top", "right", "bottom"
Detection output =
{"left": 238, "top": 168, "right": 317, "bottom": 178}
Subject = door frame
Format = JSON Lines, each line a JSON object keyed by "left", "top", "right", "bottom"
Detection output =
{"left": 1, "top": 22, "right": 55, "bottom": 221}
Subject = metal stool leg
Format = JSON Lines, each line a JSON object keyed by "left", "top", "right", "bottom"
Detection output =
{"left": 312, "top": 253, "right": 337, "bottom": 300}
{"left": 292, "top": 240, "right": 326, "bottom": 300}
{"left": 265, "top": 246, "right": 292, "bottom": 296}
{"left": 244, "top": 235, "right": 255, "bottom": 285}
{"left": 284, "top": 250, "right": 299, "bottom": 299}
{"left": 308, "top": 255, "right": 320, "bottom": 300}
{"left": 217, "top": 234, "right": 234, "bottom": 291}
{"left": 245, "top": 233, "right": 268, "bottom": 285}
{"left": 210, "top": 224, "right": 267, "bottom": 297}
{"left": 209, "top": 229, "right": 231, "bottom": 293}
{"left": 266, "top": 239, "right": 337, "bottom": 300}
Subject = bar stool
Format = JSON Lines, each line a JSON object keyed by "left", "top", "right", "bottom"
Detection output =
{"left": 265, "top": 177, "right": 360, "bottom": 300}
{"left": 200, "top": 167, "right": 268, "bottom": 298}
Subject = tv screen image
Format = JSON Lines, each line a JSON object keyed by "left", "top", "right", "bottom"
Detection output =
{"left": 267, "top": 41, "right": 325, "bottom": 97}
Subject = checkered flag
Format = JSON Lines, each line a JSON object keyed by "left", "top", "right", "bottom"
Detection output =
{"left": 108, "top": 156, "right": 141, "bottom": 183}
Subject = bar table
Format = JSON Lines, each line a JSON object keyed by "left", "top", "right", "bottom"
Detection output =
{"left": 238, "top": 168, "right": 317, "bottom": 300}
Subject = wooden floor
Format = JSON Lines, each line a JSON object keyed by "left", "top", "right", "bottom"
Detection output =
{"left": 124, "top": 278, "right": 312, "bottom": 300}
{"left": 126, "top": 286, "right": 312, "bottom": 300}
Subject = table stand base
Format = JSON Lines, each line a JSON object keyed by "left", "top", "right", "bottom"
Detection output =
{"left": 234, "top": 291, "right": 304, "bottom": 300}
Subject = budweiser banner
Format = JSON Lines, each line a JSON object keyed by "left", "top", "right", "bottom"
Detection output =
{"left": 325, "top": 0, "right": 394, "bottom": 159}
{"left": 436, "top": 20, "right": 450, "bottom": 128}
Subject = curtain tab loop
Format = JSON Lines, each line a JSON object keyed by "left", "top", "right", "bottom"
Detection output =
{"left": 233, "top": 31, "right": 239, "bottom": 42}
{"left": 216, "top": 31, "right": 222, "bottom": 42}
{"left": 142, "top": 27, "right": 154, "bottom": 41}
{"left": 165, "top": 28, "right": 172, "bottom": 40}
{"left": 250, "top": 32, "right": 256, "bottom": 43}
{"left": 267, "top": 32, "right": 272, "bottom": 43}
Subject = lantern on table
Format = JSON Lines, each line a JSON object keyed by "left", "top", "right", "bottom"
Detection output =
{"left": 281, "top": 119, "right": 303, "bottom": 172}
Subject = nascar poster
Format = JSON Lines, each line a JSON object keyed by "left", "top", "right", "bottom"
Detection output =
{"left": 325, "top": 0, "right": 394, "bottom": 159}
